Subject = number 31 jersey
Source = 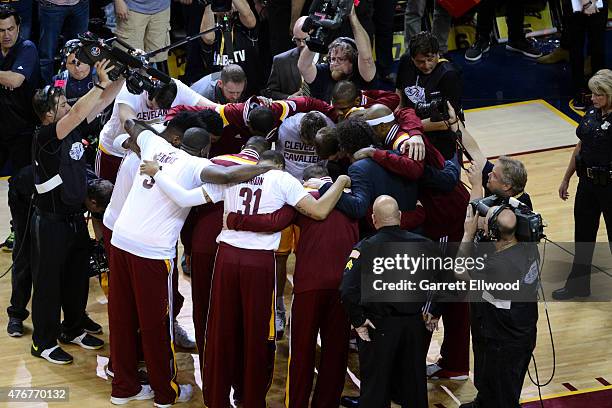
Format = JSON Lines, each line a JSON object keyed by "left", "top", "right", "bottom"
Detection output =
{"left": 205, "top": 169, "right": 309, "bottom": 250}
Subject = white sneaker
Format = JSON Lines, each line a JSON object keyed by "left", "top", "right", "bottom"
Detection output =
{"left": 174, "top": 321, "right": 196, "bottom": 350}
{"left": 110, "top": 385, "right": 154, "bottom": 405}
{"left": 154, "top": 384, "right": 193, "bottom": 407}
{"left": 275, "top": 311, "right": 286, "bottom": 340}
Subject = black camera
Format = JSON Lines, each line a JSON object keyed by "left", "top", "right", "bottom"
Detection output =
{"left": 75, "top": 32, "right": 172, "bottom": 96}
{"left": 302, "top": 0, "right": 353, "bottom": 54}
{"left": 469, "top": 195, "right": 545, "bottom": 242}
{"left": 415, "top": 91, "right": 450, "bottom": 122}
{"left": 198, "top": 0, "right": 232, "bottom": 13}
{"left": 88, "top": 238, "right": 109, "bottom": 278}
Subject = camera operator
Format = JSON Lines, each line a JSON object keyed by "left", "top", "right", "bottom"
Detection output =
{"left": 200, "top": 0, "right": 265, "bottom": 97}
{"left": 96, "top": 76, "right": 217, "bottom": 184}
{"left": 457, "top": 205, "right": 539, "bottom": 408}
{"left": 396, "top": 31, "right": 462, "bottom": 161}
{"left": 29, "top": 60, "right": 124, "bottom": 364}
{"left": 298, "top": 3, "right": 376, "bottom": 102}
{"left": 554, "top": 69, "right": 612, "bottom": 300}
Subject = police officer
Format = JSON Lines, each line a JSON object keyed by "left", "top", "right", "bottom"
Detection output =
{"left": 555, "top": 69, "right": 612, "bottom": 300}
{"left": 29, "top": 59, "right": 124, "bottom": 364}
{"left": 458, "top": 205, "right": 539, "bottom": 408}
{"left": 340, "top": 195, "right": 441, "bottom": 408}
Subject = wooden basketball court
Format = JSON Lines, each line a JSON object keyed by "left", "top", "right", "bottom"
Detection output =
{"left": 1, "top": 101, "right": 611, "bottom": 407}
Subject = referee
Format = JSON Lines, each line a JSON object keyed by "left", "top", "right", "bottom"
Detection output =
{"left": 30, "top": 59, "right": 124, "bottom": 364}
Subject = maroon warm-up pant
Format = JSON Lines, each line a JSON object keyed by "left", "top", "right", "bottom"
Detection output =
{"left": 95, "top": 150, "right": 123, "bottom": 184}
{"left": 190, "top": 249, "right": 216, "bottom": 366}
{"left": 203, "top": 243, "right": 276, "bottom": 408}
{"left": 424, "top": 302, "right": 470, "bottom": 372}
{"left": 108, "top": 246, "right": 179, "bottom": 405}
{"left": 287, "top": 289, "right": 350, "bottom": 408}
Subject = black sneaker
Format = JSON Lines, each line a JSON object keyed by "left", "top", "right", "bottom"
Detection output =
{"left": 31, "top": 344, "right": 73, "bottom": 364}
{"left": 82, "top": 314, "right": 103, "bottom": 334}
{"left": 506, "top": 39, "right": 542, "bottom": 58}
{"left": 1, "top": 231, "right": 14, "bottom": 252}
{"left": 465, "top": 37, "right": 490, "bottom": 61}
{"left": 59, "top": 332, "right": 104, "bottom": 350}
{"left": 7, "top": 317, "right": 23, "bottom": 337}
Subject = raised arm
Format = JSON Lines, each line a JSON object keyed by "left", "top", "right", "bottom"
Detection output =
{"left": 200, "top": 163, "right": 274, "bottom": 184}
{"left": 200, "top": 4, "right": 216, "bottom": 45}
{"left": 297, "top": 46, "right": 317, "bottom": 84}
{"left": 56, "top": 60, "right": 118, "bottom": 140}
{"left": 295, "top": 175, "right": 351, "bottom": 220}
{"left": 349, "top": 5, "right": 376, "bottom": 82}
{"left": 233, "top": 0, "right": 257, "bottom": 29}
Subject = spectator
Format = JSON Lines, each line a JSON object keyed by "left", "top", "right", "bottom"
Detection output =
{"left": 114, "top": 0, "right": 171, "bottom": 71}
{"left": 0, "top": 4, "right": 39, "bottom": 173}
{"left": 191, "top": 63, "right": 247, "bottom": 104}
{"left": 200, "top": 0, "right": 265, "bottom": 97}
{"left": 404, "top": 0, "right": 452, "bottom": 57}
{"left": 373, "top": 0, "right": 402, "bottom": 83}
{"left": 298, "top": 3, "right": 376, "bottom": 102}
{"left": 0, "top": 0, "right": 32, "bottom": 40}
{"left": 396, "top": 31, "right": 462, "bottom": 160}
{"left": 261, "top": 16, "right": 308, "bottom": 100}
{"left": 465, "top": 0, "right": 541, "bottom": 62}
{"left": 38, "top": 0, "right": 90, "bottom": 84}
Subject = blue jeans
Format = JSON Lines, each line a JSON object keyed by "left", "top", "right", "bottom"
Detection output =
{"left": 38, "top": 0, "right": 90, "bottom": 84}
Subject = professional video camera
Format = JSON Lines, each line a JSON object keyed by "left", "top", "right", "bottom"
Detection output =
{"left": 74, "top": 32, "right": 172, "bottom": 96}
{"left": 88, "top": 238, "right": 109, "bottom": 278}
{"left": 415, "top": 91, "right": 450, "bottom": 122}
{"left": 470, "top": 195, "right": 545, "bottom": 242}
{"left": 301, "top": 0, "right": 354, "bottom": 54}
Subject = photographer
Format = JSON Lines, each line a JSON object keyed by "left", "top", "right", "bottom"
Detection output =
{"left": 30, "top": 60, "right": 124, "bottom": 364}
{"left": 396, "top": 31, "right": 462, "bottom": 160}
{"left": 554, "top": 69, "right": 612, "bottom": 300}
{"left": 298, "top": 3, "right": 376, "bottom": 102}
{"left": 458, "top": 204, "right": 539, "bottom": 408}
{"left": 96, "top": 76, "right": 217, "bottom": 184}
{"left": 200, "top": 0, "right": 265, "bottom": 97}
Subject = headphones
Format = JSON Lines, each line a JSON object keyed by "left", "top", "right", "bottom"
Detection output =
{"left": 147, "top": 79, "right": 163, "bottom": 101}
{"left": 487, "top": 204, "right": 515, "bottom": 240}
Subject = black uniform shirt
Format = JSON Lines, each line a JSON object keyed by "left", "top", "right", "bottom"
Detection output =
{"left": 576, "top": 108, "right": 612, "bottom": 167}
{"left": 308, "top": 62, "right": 373, "bottom": 103}
{"left": 0, "top": 38, "right": 40, "bottom": 137}
{"left": 396, "top": 55, "right": 462, "bottom": 160}
{"left": 340, "top": 226, "right": 442, "bottom": 328}
{"left": 34, "top": 121, "right": 88, "bottom": 215}
{"left": 477, "top": 244, "right": 539, "bottom": 344}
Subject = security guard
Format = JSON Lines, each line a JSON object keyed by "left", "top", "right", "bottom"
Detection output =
{"left": 29, "top": 59, "right": 124, "bottom": 364}
{"left": 555, "top": 69, "right": 612, "bottom": 300}
{"left": 340, "top": 195, "right": 441, "bottom": 408}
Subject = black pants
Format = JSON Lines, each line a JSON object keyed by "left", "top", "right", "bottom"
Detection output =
{"left": 373, "top": 0, "right": 398, "bottom": 76}
{"left": 476, "top": 0, "right": 525, "bottom": 43}
{"left": 475, "top": 339, "right": 535, "bottom": 408}
{"left": 31, "top": 210, "right": 90, "bottom": 350}
{"left": 470, "top": 303, "right": 486, "bottom": 395}
{"left": 0, "top": 133, "right": 32, "bottom": 172}
{"left": 565, "top": 178, "right": 612, "bottom": 294}
{"left": 358, "top": 315, "right": 427, "bottom": 408}
{"left": 562, "top": 0, "right": 608, "bottom": 94}
{"left": 180, "top": 1, "right": 207, "bottom": 85}
{"left": 6, "top": 183, "right": 33, "bottom": 321}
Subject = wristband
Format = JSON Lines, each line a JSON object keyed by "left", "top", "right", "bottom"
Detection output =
{"left": 95, "top": 83, "right": 106, "bottom": 91}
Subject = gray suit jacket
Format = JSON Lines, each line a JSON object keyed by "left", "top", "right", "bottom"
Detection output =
{"left": 261, "top": 47, "right": 302, "bottom": 100}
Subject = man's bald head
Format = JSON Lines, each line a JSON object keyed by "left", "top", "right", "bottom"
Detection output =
{"left": 372, "top": 195, "right": 401, "bottom": 229}
{"left": 486, "top": 206, "right": 517, "bottom": 239}
{"left": 363, "top": 104, "right": 396, "bottom": 143}
{"left": 293, "top": 16, "right": 309, "bottom": 50}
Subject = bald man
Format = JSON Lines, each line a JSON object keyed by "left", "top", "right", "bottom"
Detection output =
{"left": 261, "top": 16, "right": 309, "bottom": 100}
{"left": 460, "top": 204, "right": 539, "bottom": 408}
{"left": 340, "top": 195, "right": 441, "bottom": 408}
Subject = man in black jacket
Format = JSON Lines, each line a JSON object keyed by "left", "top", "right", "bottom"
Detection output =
{"left": 340, "top": 195, "right": 440, "bottom": 407}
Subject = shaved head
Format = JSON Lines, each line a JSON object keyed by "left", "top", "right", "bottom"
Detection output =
{"left": 364, "top": 104, "right": 393, "bottom": 120}
{"left": 372, "top": 195, "right": 401, "bottom": 229}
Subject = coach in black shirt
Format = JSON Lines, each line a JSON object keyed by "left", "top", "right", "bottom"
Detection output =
{"left": 0, "top": 5, "right": 39, "bottom": 172}
{"left": 29, "top": 59, "right": 123, "bottom": 365}
{"left": 396, "top": 31, "right": 462, "bottom": 160}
